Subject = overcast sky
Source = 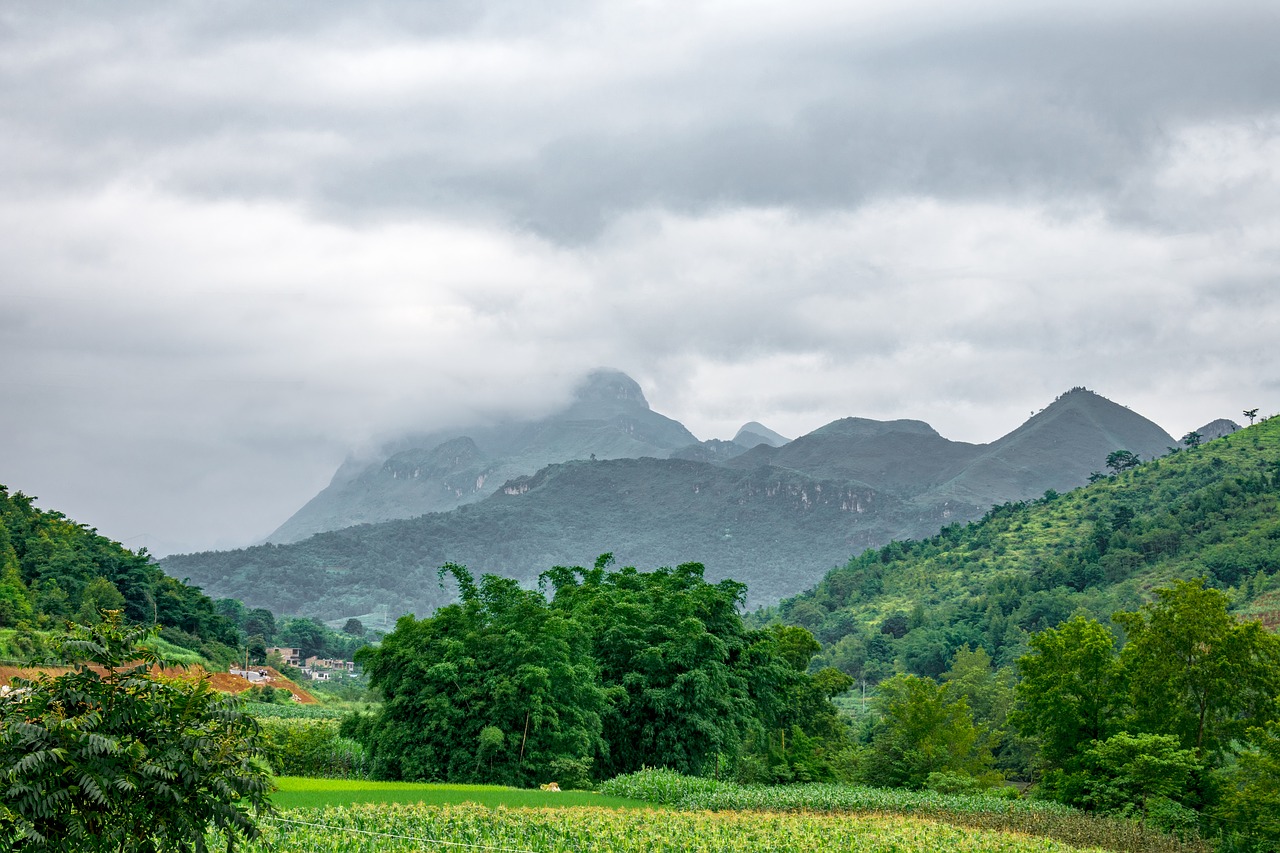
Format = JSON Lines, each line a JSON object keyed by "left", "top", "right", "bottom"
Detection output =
{"left": 2, "top": 1, "right": 1278, "bottom": 555}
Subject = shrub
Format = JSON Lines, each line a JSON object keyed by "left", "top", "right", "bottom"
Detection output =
{"left": 257, "top": 718, "right": 369, "bottom": 779}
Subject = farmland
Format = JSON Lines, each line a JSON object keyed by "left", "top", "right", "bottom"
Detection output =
{"left": 236, "top": 801, "right": 1106, "bottom": 853}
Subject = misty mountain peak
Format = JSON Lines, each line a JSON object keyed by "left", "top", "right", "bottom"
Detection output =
{"left": 811, "top": 417, "right": 941, "bottom": 439}
{"left": 573, "top": 369, "right": 649, "bottom": 409}
{"left": 733, "top": 422, "right": 790, "bottom": 448}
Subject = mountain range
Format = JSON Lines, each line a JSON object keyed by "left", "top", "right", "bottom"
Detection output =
{"left": 161, "top": 373, "right": 1224, "bottom": 621}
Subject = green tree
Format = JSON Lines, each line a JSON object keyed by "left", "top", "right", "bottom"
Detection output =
{"left": 75, "top": 576, "right": 127, "bottom": 625}
{"left": 1243, "top": 408, "right": 1258, "bottom": 426}
{"left": 1114, "top": 578, "right": 1280, "bottom": 760}
{"left": 0, "top": 612, "right": 272, "bottom": 851}
{"left": 861, "top": 673, "right": 994, "bottom": 789}
{"left": 1077, "top": 732, "right": 1198, "bottom": 816}
{"left": 358, "top": 564, "right": 607, "bottom": 786}
{"left": 1012, "top": 614, "right": 1124, "bottom": 771}
{"left": 543, "top": 556, "right": 764, "bottom": 778}
{"left": 1213, "top": 702, "right": 1280, "bottom": 848}
{"left": 278, "top": 616, "right": 327, "bottom": 660}
{"left": 1182, "top": 431, "right": 1202, "bottom": 449}
{"left": 243, "top": 608, "right": 275, "bottom": 643}
{"left": 0, "top": 549, "right": 33, "bottom": 627}
{"left": 1105, "top": 450, "right": 1141, "bottom": 475}
{"left": 342, "top": 617, "right": 365, "bottom": 636}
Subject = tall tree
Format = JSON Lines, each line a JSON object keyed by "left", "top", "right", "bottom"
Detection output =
{"left": 1104, "top": 450, "right": 1141, "bottom": 475}
{"left": 1011, "top": 614, "right": 1124, "bottom": 770}
{"left": 358, "top": 564, "right": 607, "bottom": 786}
{"left": 861, "top": 673, "right": 992, "bottom": 789}
{"left": 543, "top": 556, "right": 763, "bottom": 778}
{"left": 1115, "top": 578, "right": 1280, "bottom": 760}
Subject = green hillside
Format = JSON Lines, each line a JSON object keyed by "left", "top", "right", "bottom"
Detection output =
{"left": 162, "top": 456, "right": 922, "bottom": 618}
{"left": 777, "top": 418, "right": 1280, "bottom": 680}
{"left": 0, "top": 484, "right": 239, "bottom": 658}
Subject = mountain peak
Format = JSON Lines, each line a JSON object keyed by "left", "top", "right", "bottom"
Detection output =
{"left": 733, "top": 422, "right": 790, "bottom": 448}
{"left": 572, "top": 369, "right": 649, "bottom": 409}
{"left": 811, "top": 417, "right": 941, "bottom": 439}
{"left": 1193, "top": 419, "right": 1241, "bottom": 442}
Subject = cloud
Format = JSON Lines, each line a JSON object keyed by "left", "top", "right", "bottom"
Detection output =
{"left": 0, "top": 1, "right": 1277, "bottom": 553}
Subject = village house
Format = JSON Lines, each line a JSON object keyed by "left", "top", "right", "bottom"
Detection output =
{"left": 265, "top": 647, "right": 302, "bottom": 667}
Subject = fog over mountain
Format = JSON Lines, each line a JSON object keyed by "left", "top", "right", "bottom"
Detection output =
{"left": 1, "top": 1, "right": 1277, "bottom": 555}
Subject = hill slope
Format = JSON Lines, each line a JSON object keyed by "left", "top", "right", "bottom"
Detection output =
{"left": 0, "top": 484, "right": 238, "bottom": 653}
{"left": 164, "top": 456, "right": 921, "bottom": 617}
{"left": 774, "top": 417, "right": 1280, "bottom": 681}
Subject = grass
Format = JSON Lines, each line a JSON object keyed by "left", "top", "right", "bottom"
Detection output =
{"left": 270, "top": 777, "right": 654, "bottom": 811}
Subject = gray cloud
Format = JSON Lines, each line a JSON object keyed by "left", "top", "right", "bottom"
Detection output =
{"left": 0, "top": 1, "right": 1277, "bottom": 554}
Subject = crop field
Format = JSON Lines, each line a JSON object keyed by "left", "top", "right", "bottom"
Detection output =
{"left": 236, "top": 802, "right": 1103, "bottom": 852}
{"left": 600, "top": 771, "right": 1208, "bottom": 853}
{"left": 271, "top": 777, "right": 652, "bottom": 811}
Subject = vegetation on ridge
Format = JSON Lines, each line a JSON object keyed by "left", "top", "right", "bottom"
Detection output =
{"left": 780, "top": 417, "right": 1280, "bottom": 681}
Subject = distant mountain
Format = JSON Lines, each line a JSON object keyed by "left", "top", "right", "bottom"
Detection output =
{"left": 924, "top": 386, "right": 1176, "bottom": 509}
{"left": 164, "top": 456, "right": 908, "bottom": 617}
{"left": 729, "top": 387, "right": 1175, "bottom": 522}
{"left": 267, "top": 369, "right": 698, "bottom": 543}
{"left": 1193, "top": 419, "right": 1241, "bottom": 442}
{"left": 164, "top": 386, "right": 1181, "bottom": 621}
{"left": 734, "top": 422, "right": 790, "bottom": 448}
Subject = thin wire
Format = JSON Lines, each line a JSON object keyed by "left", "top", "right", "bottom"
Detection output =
{"left": 266, "top": 815, "right": 539, "bottom": 853}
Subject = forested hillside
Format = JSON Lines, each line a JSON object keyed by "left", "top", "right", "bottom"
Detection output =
{"left": 163, "top": 457, "right": 906, "bottom": 617}
{"left": 777, "top": 417, "right": 1280, "bottom": 681}
{"left": 0, "top": 484, "right": 237, "bottom": 652}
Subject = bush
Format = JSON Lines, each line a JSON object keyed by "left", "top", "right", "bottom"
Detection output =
{"left": 256, "top": 718, "right": 369, "bottom": 779}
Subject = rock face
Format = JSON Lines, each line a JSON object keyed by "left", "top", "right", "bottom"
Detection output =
{"left": 266, "top": 369, "right": 697, "bottom": 543}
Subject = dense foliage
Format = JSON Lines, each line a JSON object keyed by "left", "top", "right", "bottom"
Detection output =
{"left": 781, "top": 418, "right": 1280, "bottom": 683}
{"left": 256, "top": 718, "right": 369, "bottom": 779}
{"left": 350, "top": 557, "right": 852, "bottom": 786}
{"left": 0, "top": 613, "right": 273, "bottom": 852}
{"left": 0, "top": 485, "right": 239, "bottom": 657}
{"left": 1008, "top": 582, "right": 1280, "bottom": 847}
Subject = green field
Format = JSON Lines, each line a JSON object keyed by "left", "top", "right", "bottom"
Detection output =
{"left": 242, "top": 801, "right": 1105, "bottom": 852}
{"left": 264, "top": 775, "right": 1205, "bottom": 852}
{"left": 270, "top": 777, "right": 653, "bottom": 811}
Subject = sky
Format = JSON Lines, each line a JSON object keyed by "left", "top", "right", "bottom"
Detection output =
{"left": 2, "top": 1, "right": 1278, "bottom": 555}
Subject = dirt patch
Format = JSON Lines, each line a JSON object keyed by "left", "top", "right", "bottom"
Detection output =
{"left": 0, "top": 663, "right": 315, "bottom": 703}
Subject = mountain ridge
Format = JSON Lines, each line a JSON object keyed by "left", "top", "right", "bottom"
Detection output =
{"left": 164, "top": 384, "right": 1192, "bottom": 621}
